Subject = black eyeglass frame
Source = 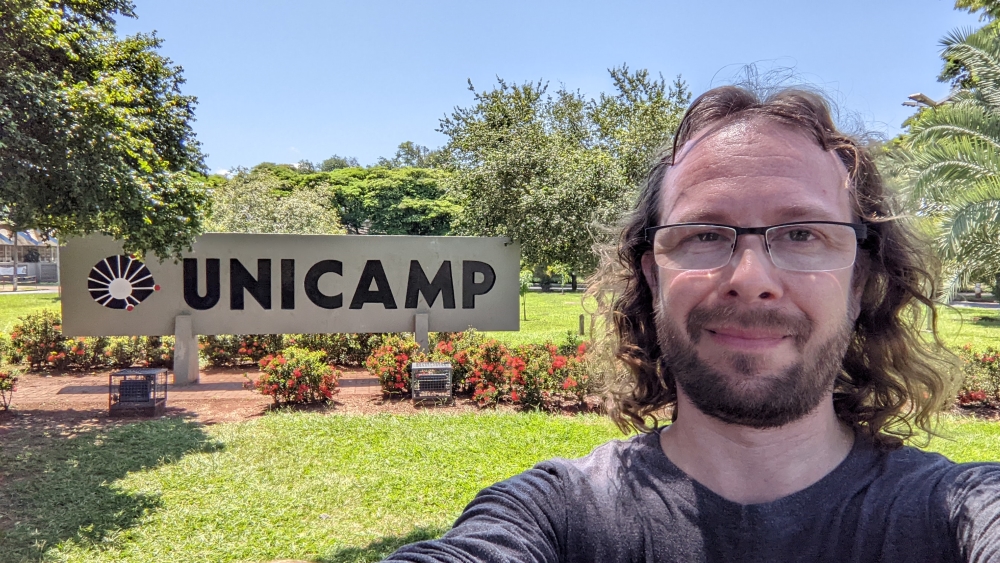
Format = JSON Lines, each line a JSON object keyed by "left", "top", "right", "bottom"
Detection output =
{"left": 644, "top": 221, "right": 869, "bottom": 270}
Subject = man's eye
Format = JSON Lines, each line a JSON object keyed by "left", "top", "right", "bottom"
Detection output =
{"left": 787, "top": 230, "right": 814, "bottom": 242}
{"left": 695, "top": 232, "right": 721, "bottom": 242}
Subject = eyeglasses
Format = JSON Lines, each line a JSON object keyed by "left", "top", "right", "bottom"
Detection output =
{"left": 645, "top": 221, "right": 868, "bottom": 272}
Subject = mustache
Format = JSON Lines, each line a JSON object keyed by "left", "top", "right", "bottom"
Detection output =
{"left": 685, "top": 305, "right": 813, "bottom": 347}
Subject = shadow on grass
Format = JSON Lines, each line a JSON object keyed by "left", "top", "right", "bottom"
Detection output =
{"left": 0, "top": 411, "right": 222, "bottom": 563}
{"left": 318, "top": 526, "right": 449, "bottom": 563}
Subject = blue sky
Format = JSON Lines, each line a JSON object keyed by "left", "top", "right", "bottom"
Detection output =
{"left": 116, "top": 0, "right": 982, "bottom": 174}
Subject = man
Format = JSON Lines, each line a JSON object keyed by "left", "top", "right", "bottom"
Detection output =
{"left": 384, "top": 86, "right": 1000, "bottom": 562}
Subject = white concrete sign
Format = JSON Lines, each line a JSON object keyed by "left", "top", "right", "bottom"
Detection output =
{"left": 61, "top": 234, "right": 520, "bottom": 337}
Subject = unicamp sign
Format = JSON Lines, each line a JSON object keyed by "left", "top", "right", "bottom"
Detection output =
{"left": 61, "top": 234, "right": 520, "bottom": 337}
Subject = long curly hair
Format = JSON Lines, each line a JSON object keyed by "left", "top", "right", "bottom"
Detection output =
{"left": 590, "top": 86, "right": 958, "bottom": 449}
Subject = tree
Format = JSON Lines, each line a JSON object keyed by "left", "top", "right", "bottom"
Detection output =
{"left": 376, "top": 142, "right": 446, "bottom": 168}
{"left": 439, "top": 66, "right": 690, "bottom": 274}
{"left": 0, "top": 0, "right": 207, "bottom": 258}
{"left": 324, "top": 168, "right": 459, "bottom": 235}
{"left": 205, "top": 168, "right": 344, "bottom": 235}
{"left": 591, "top": 67, "right": 691, "bottom": 187}
{"left": 320, "top": 154, "right": 360, "bottom": 171}
{"left": 893, "top": 21, "right": 1000, "bottom": 296}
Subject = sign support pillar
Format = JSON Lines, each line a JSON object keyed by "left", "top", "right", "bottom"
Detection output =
{"left": 174, "top": 315, "right": 199, "bottom": 385}
{"left": 414, "top": 313, "right": 429, "bottom": 351}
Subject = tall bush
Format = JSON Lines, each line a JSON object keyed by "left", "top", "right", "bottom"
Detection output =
{"left": 365, "top": 335, "right": 424, "bottom": 395}
{"left": 9, "top": 310, "right": 64, "bottom": 370}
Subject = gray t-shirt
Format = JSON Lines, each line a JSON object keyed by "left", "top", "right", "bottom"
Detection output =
{"left": 385, "top": 429, "right": 1000, "bottom": 562}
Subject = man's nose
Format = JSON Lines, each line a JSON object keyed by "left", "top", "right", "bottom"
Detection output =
{"left": 719, "top": 235, "right": 783, "bottom": 302}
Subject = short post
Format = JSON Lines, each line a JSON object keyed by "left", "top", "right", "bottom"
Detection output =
{"left": 414, "top": 313, "right": 429, "bottom": 352}
{"left": 173, "top": 314, "right": 199, "bottom": 385}
{"left": 579, "top": 314, "right": 585, "bottom": 336}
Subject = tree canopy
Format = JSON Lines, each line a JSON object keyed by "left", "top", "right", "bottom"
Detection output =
{"left": 439, "top": 66, "right": 690, "bottom": 273}
{"left": 0, "top": 0, "right": 207, "bottom": 258}
{"left": 204, "top": 168, "right": 343, "bottom": 235}
{"left": 893, "top": 3, "right": 1000, "bottom": 294}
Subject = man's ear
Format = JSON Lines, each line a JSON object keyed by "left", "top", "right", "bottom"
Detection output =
{"left": 641, "top": 251, "right": 659, "bottom": 295}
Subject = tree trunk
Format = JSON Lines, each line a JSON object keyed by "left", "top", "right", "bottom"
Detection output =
{"left": 571, "top": 273, "right": 577, "bottom": 292}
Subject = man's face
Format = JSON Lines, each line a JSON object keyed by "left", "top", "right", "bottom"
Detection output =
{"left": 642, "top": 120, "right": 862, "bottom": 428}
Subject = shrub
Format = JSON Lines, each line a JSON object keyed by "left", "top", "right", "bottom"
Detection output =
{"left": 0, "top": 333, "right": 10, "bottom": 365}
{"left": 958, "top": 344, "right": 1000, "bottom": 405}
{"left": 431, "top": 329, "right": 485, "bottom": 391}
{"left": 466, "top": 339, "right": 509, "bottom": 407}
{"left": 201, "top": 334, "right": 284, "bottom": 367}
{"left": 10, "top": 311, "right": 65, "bottom": 370}
{"left": 0, "top": 366, "right": 20, "bottom": 410}
{"left": 66, "top": 337, "right": 109, "bottom": 370}
{"left": 365, "top": 335, "right": 424, "bottom": 395}
{"left": 104, "top": 336, "right": 145, "bottom": 368}
{"left": 286, "top": 333, "right": 385, "bottom": 366}
{"left": 142, "top": 336, "right": 175, "bottom": 368}
{"left": 245, "top": 347, "right": 340, "bottom": 405}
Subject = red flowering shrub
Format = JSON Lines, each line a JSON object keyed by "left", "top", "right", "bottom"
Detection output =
{"left": 366, "top": 335, "right": 425, "bottom": 395}
{"left": 958, "top": 344, "right": 1000, "bottom": 405}
{"left": 506, "top": 340, "right": 591, "bottom": 410}
{"left": 431, "top": 329, "right": 486, "bottom": 391}
{"left": 245, "top": 347, "right": 340, "bottom": 405}
{"left": 467, "top": 339, "right": 509, "bottom": 406}
{"left": 9, "top": 310, "right": 65, "bottom": 370}
{"left": 66, "top": 337, "right": 109, "bottom": 370}
{"left": 0, "top": 366, "right": 20, "bottom": 410}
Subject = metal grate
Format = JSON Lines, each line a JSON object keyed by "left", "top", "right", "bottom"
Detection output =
{"left": 411, "top": 361, "right": 453, "bottom": 401}
{"left": 119, "top": 379, "right": 151, "bottom": 403}
{"left": 109, "top": 368, "right": 168, "bottom": 416}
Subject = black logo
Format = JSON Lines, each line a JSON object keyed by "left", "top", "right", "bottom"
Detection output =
{"left": 88, "top": 255, "right": 160, "bottom": 311}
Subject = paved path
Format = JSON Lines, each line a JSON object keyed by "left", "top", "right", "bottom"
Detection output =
{"left": 950, "top": 301, "right": 1000, "bottom": 310}
{"left": 13, "top": 366, "right": 381, "bottom": 407}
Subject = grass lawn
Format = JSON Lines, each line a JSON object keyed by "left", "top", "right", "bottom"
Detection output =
{"left": 0, "top": 292, "right": 61, "bottom": 332}
{"left": 936, "top": 306, "right": 1000, "bottom": 350}
{"left": 1, "top": 410, "right": 997, "bottom": 563}
{"left": 1, "top": 412, "right": 622, "bottom": 563}
{"left": 485, "top": 291, "right": 597, "bottom": 346}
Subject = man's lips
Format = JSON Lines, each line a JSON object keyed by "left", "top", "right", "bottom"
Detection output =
{"left": 704, "top": 327, "right": 792, "bottom": 349}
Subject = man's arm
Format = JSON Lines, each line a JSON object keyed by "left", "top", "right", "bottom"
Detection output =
{"left": 383, "top": 464, "right": 568, "bottom": 563}
{"left": 948, "top": 464, "right": 1000, "bottom": 562}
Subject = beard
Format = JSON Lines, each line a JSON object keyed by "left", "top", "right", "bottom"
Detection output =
{"left": 654, "top": 302, "right": 854, "bottom": 429}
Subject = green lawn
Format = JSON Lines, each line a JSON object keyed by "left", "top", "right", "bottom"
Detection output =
{"left": 1, "top": 411, "right": 996, "bottom": 563}
{"left": 937, "top": 306, "right": 1000, "bottom": 350}
{"left": 1, "top": 412, "right": 622, "bottom": 563}
{"left": 485, "top": 291, "right": 597, "bottom": 346}
{"left": 0, "top": 292, "right": 61, "bottom": 332}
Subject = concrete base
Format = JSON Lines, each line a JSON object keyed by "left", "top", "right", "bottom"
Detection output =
{"left": 173, "top": 315, "right": 200, "bottom": 384}
{"left": 414, "top": 313, "right": 429, "bottom": 351}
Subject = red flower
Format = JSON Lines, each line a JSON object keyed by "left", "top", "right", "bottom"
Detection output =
{"left": 562, "top": 377, "right": 577, "bottom": 390}
{"left": 510, "top": 390, "right": 520, "bottom": 402}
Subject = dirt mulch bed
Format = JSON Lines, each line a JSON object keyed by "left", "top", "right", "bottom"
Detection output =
{"left": 0, "top": 366, "right": 602, "bottom": 435}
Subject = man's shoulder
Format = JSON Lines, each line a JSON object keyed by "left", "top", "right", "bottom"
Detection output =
{"left": 537, "top": 430, "right": 661, "bottom": 477}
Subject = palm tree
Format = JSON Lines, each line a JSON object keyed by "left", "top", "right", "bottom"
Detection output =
{"left": 893, "top": 26, "right": 1000, "bottom": 297}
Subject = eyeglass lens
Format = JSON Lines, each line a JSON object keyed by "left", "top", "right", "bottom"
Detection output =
{"left": 651, "top": 223, "right": 860, "bottom": 272}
